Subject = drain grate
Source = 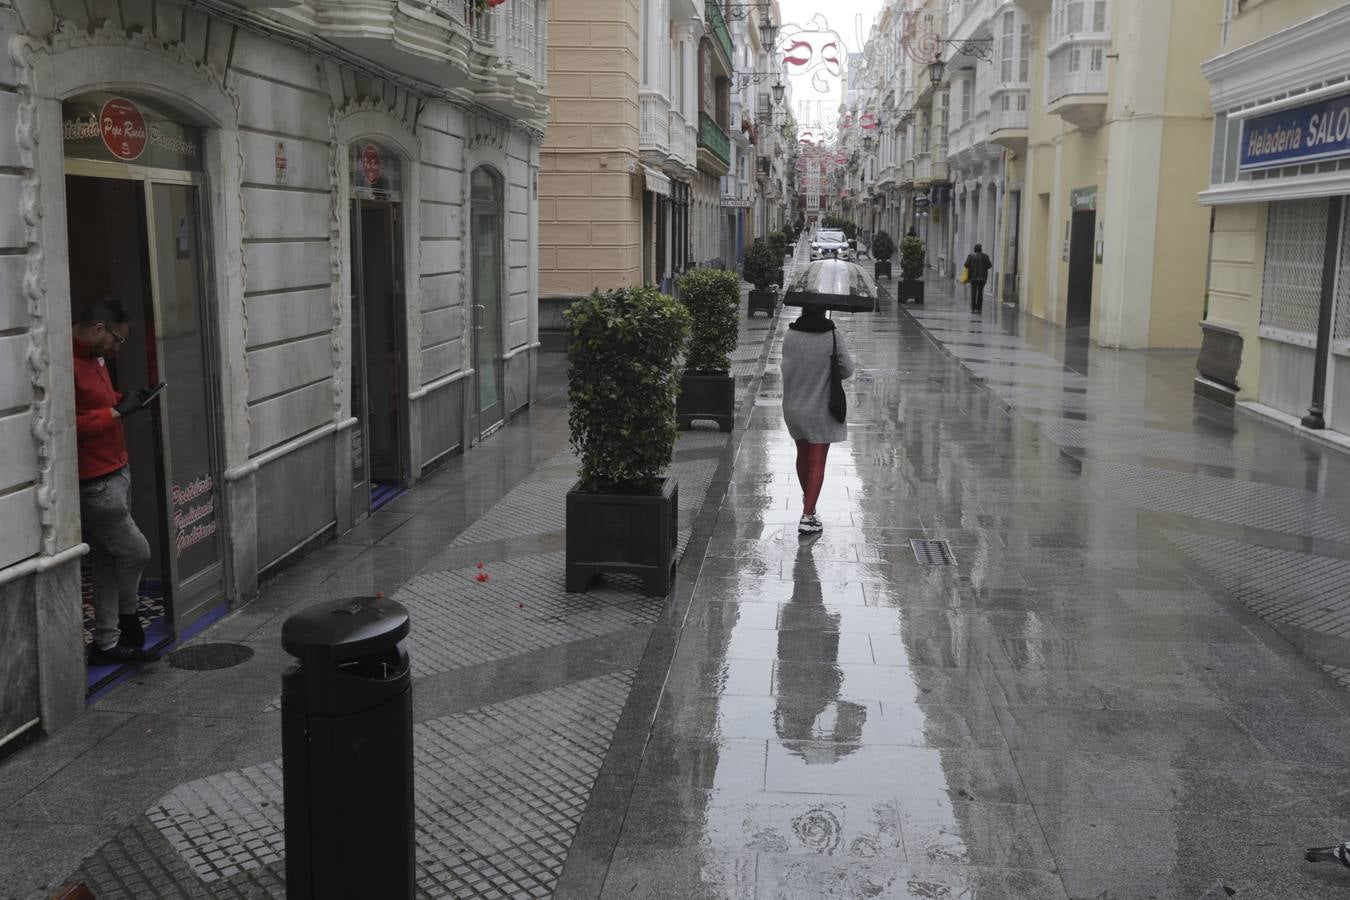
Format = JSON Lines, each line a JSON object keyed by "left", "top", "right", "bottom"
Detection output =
{"left": 168, "top": 643, "right": 255, "bottom": 671}
{"left": 911, "top": 539, "right": 955, "bottom": 566}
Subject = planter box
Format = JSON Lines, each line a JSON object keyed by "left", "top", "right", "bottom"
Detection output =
{"left": 897, "top": 278, "right": 925, "bottom": 303}
{"left": 748, "top": 289, "right": 777, "bottom": 318}
{"left": 677, "top": 372, "right": 735, "bottom": 433}
{"left": 775, "top": 267, "right": 785, "bottom": 288}
{"left": 565, "top": 477, "right": 678, "bottom": 597}
{"left": 873, "top": 260, "right": 892, "bottom": 280}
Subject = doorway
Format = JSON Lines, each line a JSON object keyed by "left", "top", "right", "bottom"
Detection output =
{"left": 62, "top": 92, "right": 226, "bottom": 690}
{"left": 1066, "top": 209, "right": 1096, "bottom": 329}
{"left": 470, "top": 166, "right": 505, "bottom": 438}
{"left": 349, "top": 141, "right": 409, "bottom": 517}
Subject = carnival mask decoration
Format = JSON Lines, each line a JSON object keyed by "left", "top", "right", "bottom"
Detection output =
{"left": 778, "top": 13, "right": 845, "bottom": 95}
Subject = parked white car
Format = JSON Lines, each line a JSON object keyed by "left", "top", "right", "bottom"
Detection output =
{"left": 811, "top": 229, "right": 850, "bottom": 260}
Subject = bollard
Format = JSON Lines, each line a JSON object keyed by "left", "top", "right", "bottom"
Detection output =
{"left": 280, "top": 595, "right": 413, "bottom": 899}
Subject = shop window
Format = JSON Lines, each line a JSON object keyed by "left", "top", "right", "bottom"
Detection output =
{"left": 1335, "top": 208, "right": 1350, "bottom": 344}
{"left": 1260, "top": 197, "right": 1329, "bottom": 336}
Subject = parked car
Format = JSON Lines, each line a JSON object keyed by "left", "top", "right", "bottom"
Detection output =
{"left": 811, "top": 229, "right": 850, "bottom": 260}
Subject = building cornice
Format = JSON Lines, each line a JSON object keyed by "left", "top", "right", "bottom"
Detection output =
{"left": 1198, "top": 171, "right": 1350, "bottom": 207}
{"left": 1202, "top": 4, "right": 1350, "bottom": 112}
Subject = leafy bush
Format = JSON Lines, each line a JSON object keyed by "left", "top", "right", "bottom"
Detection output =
{"left": 676, "top": 268, "right": 740, "bottom": 374}
{"left": 742, "top": 238, "right": 780, "bottom": 291}
{"left": 843, "top": 222, "right": 857, "bottom": 241}
{"left": 899, "top": 234, "right": 926, "bottom": 280}
{"left": 871, "top": 231, "right": 895, "bottom": 262}
{"left": 768, "top": 230, "right": 788, "bottom": 259}
{"left": 565, "top": 285, "right": 691, "bottom": 493}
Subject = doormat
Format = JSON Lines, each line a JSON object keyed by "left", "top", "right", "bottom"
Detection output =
{"left": 371, "top": 480, "right": 409, "bottom": 511}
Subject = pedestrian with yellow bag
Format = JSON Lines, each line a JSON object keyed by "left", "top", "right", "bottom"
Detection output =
{"left": 961, "top": 244, "right": 993, "bottom": 313}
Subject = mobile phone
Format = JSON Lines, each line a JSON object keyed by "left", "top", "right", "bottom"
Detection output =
{"left": 140, "top": 382, "right": 167, "bottom": 407}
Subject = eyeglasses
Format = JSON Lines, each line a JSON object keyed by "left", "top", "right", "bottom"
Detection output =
{"left": 101, "top": 325, "right": 127, "bottom": 347}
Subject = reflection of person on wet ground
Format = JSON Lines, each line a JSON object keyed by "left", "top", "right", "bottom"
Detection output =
{"left": 775, "top": 542, "right": 867, "bottom": 763}
{"left": 780, "top": 304, "right": 854, "bottom": 535}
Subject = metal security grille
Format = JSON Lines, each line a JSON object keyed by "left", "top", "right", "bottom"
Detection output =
{"left": 1261, "top": 197, "right": 1328, "bottom": 335}
{"left": 1335, "top": 207, "right": 1350, "bottom": 343}
{"left": 911, "top": 539, "right": 955, "bottom": 566}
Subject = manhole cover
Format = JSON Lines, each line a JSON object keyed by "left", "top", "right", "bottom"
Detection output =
{"left": 911, "top": 539, "right": 955, "bottom": 566}
{"left": 168, "top": 643, "right": 254, "bottom": 671}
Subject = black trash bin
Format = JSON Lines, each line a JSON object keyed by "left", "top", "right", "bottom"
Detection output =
{"left": 281, "top": 595, "right": 413, "bottom": 900}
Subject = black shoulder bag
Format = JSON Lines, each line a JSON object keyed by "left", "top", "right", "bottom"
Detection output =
{"left": 828, "top": 331, "right": 847, "bottom": 424}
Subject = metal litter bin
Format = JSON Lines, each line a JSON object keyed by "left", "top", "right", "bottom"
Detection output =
{"left": 281, "top": 595, "right": 413, "bottom": 899}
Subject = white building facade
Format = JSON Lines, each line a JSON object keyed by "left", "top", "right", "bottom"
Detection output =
{"left": 0, "top": 0, "right": 547, "bottom": 740}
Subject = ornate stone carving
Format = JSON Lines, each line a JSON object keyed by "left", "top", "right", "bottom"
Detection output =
{"left": 466, "top": 113, "right": 509, "bottom": 152}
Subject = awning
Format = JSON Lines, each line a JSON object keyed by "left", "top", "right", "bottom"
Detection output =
{"left": 642, "top": 165, "right": 671, "bottom": 197}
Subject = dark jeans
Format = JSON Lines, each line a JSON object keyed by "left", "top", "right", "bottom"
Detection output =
{"left": 969, "top": 280, "right": 986, "bottom": 311}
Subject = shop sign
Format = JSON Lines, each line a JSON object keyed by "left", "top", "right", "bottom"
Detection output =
{"left": 721, "top": 197, "right": 751, "bottom": 208}
{"left": 1070, "top": 186, "right": 1097, "bottom": 211}
{"left": 1239, "top": 92, "right": 1350, "bottom": 171}
{"left": 63, "top": 92, "right": 202, "bottom": 171}
{"left": 350, "top": 140, "right": 402, "bottom": 199}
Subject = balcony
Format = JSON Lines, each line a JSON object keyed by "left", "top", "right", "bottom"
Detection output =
{"left": 705, "top": 0, "right": 734, "bottom": 74}
{"left": 639, "top": 91, "right": 671, "bottom": 164}
{"left": 914, "top": 153, "right": 932, "bottom": 186}
{"left": 931, "top": 159, "right": 950, "bottom": 183}
{"left": 697, "top": 111, "right": 731, "bottom": 174}
{"left": 948, "top": 0, "right": 994, "bottom": 43}
{"left": 309, "top": 0, "right": 548, "bottom": 126}
{"left": 879, "top": 164, "right": 897, "bottom": 187}
{"left": 1046, "top": 38, "right": 1110, "bottom": 130}
{"left": 665, "top": 109, "right": 696, "bottom": 175}
{"left": 989, "top": 88, "right": 1029, "bottom": 151}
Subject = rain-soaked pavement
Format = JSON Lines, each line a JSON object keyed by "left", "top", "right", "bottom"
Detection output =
{"left": 9, "top": 268, "right": 1350, "bottom": 899}
{"left": 555, "top": 280, "right": 1350, "bottom": 899}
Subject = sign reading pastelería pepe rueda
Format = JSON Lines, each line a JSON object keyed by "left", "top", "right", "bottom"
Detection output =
{"left": 1239, "top": 92, "right": 1350, "bottom": 172}
{"left": 62, "top": 92, "right": 202, "bottom": 171}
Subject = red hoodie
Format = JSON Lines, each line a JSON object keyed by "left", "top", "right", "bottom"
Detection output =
{"left": 73, "top": 339, "right": 128, "bottom": 480}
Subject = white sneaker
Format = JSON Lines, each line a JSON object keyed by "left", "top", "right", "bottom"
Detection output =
{"left": 798, "top": 514, "right": 824, "bottom": 534}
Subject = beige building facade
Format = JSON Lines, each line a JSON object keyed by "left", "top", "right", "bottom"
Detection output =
{"left": 1009, "top": 0, "right": 1220, "bottom": 348}
{"left": 539, "top": 0, "right": 734, "bottom": 340}
{"left": 1196, "top": 1, "right": 1350, "bottom": 440}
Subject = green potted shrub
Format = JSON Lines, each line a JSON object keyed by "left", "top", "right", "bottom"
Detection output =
{"left": 768, "top": 230, "right": 788, "bottom": 263}
{"left": 675, "top": 268, "right": 740, "bottom": 433}
{"left": 898, "top": 233, "right": 926, "bottom": 303}
{"left": 742, "top": 238, "right": 780, "bottom": 318}
{"left": 871, "top": 230, "right": 895, "bottom": 281}
{"left": 564, "top": 285, "right": 691, "bottom": 596}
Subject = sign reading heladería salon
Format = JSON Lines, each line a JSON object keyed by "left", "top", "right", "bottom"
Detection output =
{"left": 1239, "top": 92, "right": 1350, "bottom": 171}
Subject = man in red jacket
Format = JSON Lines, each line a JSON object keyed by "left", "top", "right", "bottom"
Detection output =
{"left": 73, "top": 299, "right": 160, "bottom": 665}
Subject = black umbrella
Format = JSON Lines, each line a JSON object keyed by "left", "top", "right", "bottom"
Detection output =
{"left": 782, "top": 259, "right": 879, "bottom": 313}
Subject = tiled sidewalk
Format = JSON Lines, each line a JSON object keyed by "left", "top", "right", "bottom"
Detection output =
{"left": 906, "top": 281, "right": 1350, "bottom": 690}
{"left": 0, "top": 287, "right": 784, "bottom": 899}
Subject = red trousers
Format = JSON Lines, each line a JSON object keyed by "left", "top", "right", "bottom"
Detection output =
{"left": 795, "top": 440, "right": 830, "bottom": 515}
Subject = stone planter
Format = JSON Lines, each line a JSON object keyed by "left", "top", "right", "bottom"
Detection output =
{"left": 748, "top": 289, "right": 777, "bottom": 318}
{"left": 565, "top": 478, "right": 678, "bottom": 597}
{"left": 873, "top": 260, "right": 892, "bottom": 280}
{"left": 897, "top": 278, "right": 925, "bottom": 304}
{"left": 677, "top": 372, "right": 735, "bottom": 433}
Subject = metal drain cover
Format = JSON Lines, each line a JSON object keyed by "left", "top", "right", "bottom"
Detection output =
{"left": 911, "top": 539, "right": 955, "bottom": 566}
{"left": 168, "top": 643, "right": 254, "bottom": 671}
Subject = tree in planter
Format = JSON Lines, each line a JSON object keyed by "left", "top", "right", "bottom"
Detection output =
{"left": 675, "top": 268, "right": 740, "bottom": 432}
{"left": 565, "top": 285, "right": 691, "bottom": 493}
{"left": 871, "top": 230, "right": 895, "bottom": 280}
{"left": 768, "top": 230, "right": 788, "bottom": 260}
{"left": 898, "top": 233, "right": 926, "bottom": 303}
{"left": 843, "top": 222, "right": 858, "bottom": 241}
{"left": 564, "top": 286, "right": 691, "bottom": 595}
{"left": 743, "top": 238, "right": 781, "bottom": 318}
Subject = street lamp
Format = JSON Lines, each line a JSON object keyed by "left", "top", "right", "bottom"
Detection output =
{"left": 771, "top": 81, "right": 785, "bottom": 106}
{"left": 758, "top": 14, "right": 776, "bottom": 50}
{"left": 928, "top": 54, "right": 945, "bottom": 87}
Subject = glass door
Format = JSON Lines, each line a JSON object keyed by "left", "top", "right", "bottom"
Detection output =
{"left": 147, "top": 180, "right": 225, "bottom": 627}
{"left": 470, "top": 167, "right": 504, "bottom": 436}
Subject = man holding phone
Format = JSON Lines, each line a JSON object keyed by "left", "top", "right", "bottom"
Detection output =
{"left": 72, "top": 299, "right": 163, "bottom": 665}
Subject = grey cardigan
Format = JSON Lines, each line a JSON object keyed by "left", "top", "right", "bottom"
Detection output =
{"left": 780, "top": 325, "right": 855, "bottom": 443}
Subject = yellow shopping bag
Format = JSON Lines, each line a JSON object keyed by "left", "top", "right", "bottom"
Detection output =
{"left": 959, "top": 266, "right": 970, "bottom": 284}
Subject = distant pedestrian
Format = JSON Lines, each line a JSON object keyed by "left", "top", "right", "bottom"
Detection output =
{"left": 73, "top": 299, "right": 160, "bottom": 665}
{"left": 780, "top": 304, "right": 854, "bottom": 534}
{"left": 964, "top": 243, "right": 993, "bottom": 313}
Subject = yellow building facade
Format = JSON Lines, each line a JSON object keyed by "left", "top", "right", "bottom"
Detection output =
{"left": 1196, "top": 1, "right": 1350, "bottom": 441}
{"left": 1008, "top": 0, "right": 1220, "bottom": 348}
